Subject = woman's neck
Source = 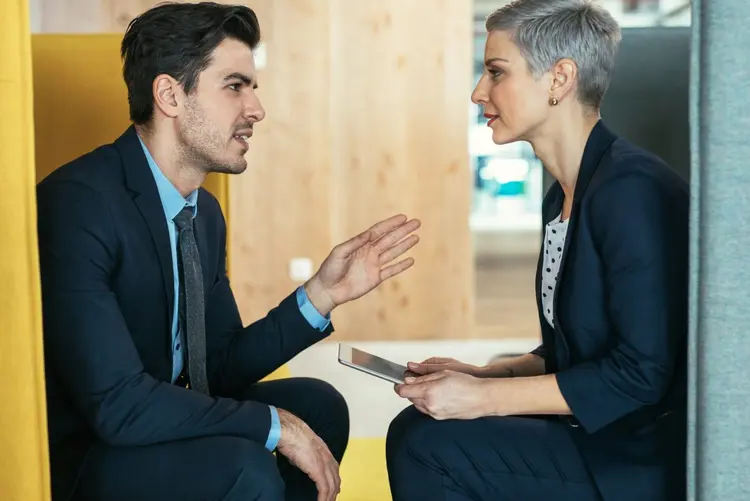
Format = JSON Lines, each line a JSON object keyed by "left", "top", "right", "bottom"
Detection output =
{"left": 530, "top": 112, "right": 600, "bottom": 200}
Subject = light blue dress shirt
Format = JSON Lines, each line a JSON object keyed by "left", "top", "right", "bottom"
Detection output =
{"left": 138, "top": 137, "right": 330, "bottom": 450}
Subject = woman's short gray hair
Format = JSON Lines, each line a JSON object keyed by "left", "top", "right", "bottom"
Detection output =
{"left": 486, "top": 0, "right": 622, "bottom": 108}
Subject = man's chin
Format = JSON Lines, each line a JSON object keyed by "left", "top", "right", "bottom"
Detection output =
{"left": 211, "top": 159, "right": 248, "bottom": 175}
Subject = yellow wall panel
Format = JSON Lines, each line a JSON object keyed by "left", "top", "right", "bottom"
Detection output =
{"left": 30, "top": 34, "right": 228, "bottom": 212}
{"left": 0, "top": 1, "right": 52, "bottom": 500}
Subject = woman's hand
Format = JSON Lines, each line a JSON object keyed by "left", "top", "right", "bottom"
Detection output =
{"left": 406, "top": 357, "right": 485, "bottom": 377}
{"left": 394, "top": 371, "right": 492, "bottom": 420}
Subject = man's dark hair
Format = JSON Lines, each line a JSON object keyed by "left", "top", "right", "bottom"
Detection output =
{"left": 121, "top": 1, "right": 261, "bottom": 125}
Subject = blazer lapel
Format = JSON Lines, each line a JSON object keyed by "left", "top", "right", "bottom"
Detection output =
{"left": 115, "top": 126, "right": 176, "bottom": 324}
{"left": 550, "top": 120, "right": 617, "bottom": 370}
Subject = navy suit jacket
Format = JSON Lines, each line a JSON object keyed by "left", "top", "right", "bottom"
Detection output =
{"left": 36, "top": 126, "right": 333, "bottom": 500}
{"left": 532, "top": 121, "right": 688, "bottom": 501}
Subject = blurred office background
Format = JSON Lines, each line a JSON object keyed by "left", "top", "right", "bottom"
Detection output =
{"left": 10, "top": 1, "right": 737, "bottom": 500}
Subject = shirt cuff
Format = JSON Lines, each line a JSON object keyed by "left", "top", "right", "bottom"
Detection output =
{"left": 265, "top": 405, "right": 282, "bottom": 451}
{"left": 295, "top": 285, "right": 331, "bottom": 331}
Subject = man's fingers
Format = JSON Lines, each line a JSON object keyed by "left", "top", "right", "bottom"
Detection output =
{"left": 315, "top": 439, "right": 338, "bottom": 501}
{"left": 328, "top": 461, "right": 341, "bottom": 501}
{"left": 332, "top": 462, "right": 342, "bottom": 496}
{"left": 367, "top": 214, "right": 410, "bottom": 241}
{"left": 374, "top": 218, "right": 421, "bottom": 253}
{"left": 380, "top": 257, "right": 415, "bottom": 281}
{"left": 322, "top": 465, "right": 335, "bottom": 501}
{"left": 378, "top": 234, "right": 419, "bottom": 265}
{"left": 313, "top": 471, "right": 329, "bottom": 501}
{"left": 333, "top": 229, "right": 372, "bottom": 258}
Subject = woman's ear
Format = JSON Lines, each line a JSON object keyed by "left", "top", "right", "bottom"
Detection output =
{"left": 549, "top": 58, "right": 578, "bottom": 104}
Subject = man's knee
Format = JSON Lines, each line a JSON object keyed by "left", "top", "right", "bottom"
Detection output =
{"left": 291, "top": 378, "right": 350, "bottom": 461}
{"left": 306, "top": 378, "right": 348, "bottom": 416}
{"left": 214, "top": 437, "right": 285, "bottom": 501}
{"left": 294, "top": 377, "right": 350, "bottom": 430}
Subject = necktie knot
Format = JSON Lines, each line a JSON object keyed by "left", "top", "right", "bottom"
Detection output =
{"left": 173, "top": 206, "right": 194, "bottom": 231}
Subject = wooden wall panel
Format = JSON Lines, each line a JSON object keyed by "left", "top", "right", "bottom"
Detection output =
{"left": 227, "top": 0, "right": 337, "bottom": 325}
{"left": 28, "top": 0, "right": 474, "bottom": 341}
{"left": 328, "top": 0, "right": 474, "bottom": 339}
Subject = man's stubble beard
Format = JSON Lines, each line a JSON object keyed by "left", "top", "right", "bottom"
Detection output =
{"left": 178, "top": 99, "right": 248, "bottom": 176}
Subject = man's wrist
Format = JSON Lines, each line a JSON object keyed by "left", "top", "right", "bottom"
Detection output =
{"left": 303, "top": 276, "right": 335, "bottom": 317}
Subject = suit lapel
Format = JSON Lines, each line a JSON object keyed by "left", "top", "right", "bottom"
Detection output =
{"left": 115, "top": 126, "right": 176, "bottom": 324}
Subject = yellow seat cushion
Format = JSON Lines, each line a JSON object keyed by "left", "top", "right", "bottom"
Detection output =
{"left": 339, "top": 438, "right": 390, "bottom": 501}
{"left": 262, "top": 365, "right": 292, "bottom": 381}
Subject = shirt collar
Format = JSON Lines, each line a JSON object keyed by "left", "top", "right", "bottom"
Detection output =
{"left": 137, "top": 134, "right": 199, "bottom": 222}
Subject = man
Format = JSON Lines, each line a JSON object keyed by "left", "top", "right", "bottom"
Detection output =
{"left": 36, "top": 3, "right": 420, "bottom": 501}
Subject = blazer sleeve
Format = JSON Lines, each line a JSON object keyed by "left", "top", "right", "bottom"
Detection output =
{"left": 530, "top": 344, "right": 545, "bottom": 359}
{"left": 554, "top": 173, "right": 687, "bottom": 434}
{"left": 37, "top": 181, "right": 272, "bottom": 447}
{"left": 203, "top": 201, "right": 333, "bottom": 397}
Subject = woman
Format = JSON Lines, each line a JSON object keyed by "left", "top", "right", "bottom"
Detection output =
{"left": 386, "top": 1, "right": 688, "bottom": 501}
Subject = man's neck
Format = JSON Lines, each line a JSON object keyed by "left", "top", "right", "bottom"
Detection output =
{"left": 135, "top": 125, "right": 205, "bottom": 197}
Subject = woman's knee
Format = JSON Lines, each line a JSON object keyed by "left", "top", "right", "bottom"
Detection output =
{"left": 386, "top": 405, "right": 437, "bottom": 464}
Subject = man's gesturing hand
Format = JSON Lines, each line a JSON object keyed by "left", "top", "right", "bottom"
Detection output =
{"left": 275, "top": 408, "right": 341, "bottom": 501}
{"left": 303, "top": 214, "right": 421, "bottom": 316}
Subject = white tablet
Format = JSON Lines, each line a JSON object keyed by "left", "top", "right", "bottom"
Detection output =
{"left": 338, "top": 343, "right": 408, "bottom": 384}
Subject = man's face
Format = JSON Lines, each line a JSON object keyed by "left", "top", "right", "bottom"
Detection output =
{"left": 177, "top": 37, "right": 265, "bottom": 174}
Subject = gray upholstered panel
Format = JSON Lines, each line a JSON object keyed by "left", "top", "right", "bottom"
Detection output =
{"left": 689, "top": 0, "right": 750, "bottom": 499}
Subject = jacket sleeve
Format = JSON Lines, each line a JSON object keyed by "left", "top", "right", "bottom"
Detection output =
{"left": 204, "top": 200, "right": 333, "bottom": 397}
{"left": 530, "top": 344, "right": 545, "bottom": 359}
{"left": 554, "top": 174, "right": 687, "bottom": 434}
{"left": 37, "top": 181, "right": 272, "bottom": 447}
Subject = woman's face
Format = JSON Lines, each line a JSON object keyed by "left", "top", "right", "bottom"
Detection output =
{"left": 471, "top": 30, "right": 552, "bottom": 145}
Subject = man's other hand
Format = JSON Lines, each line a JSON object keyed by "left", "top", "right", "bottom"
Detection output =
{"left": 276, "top": 408, "right": 341, "bottom": 501}
{"left": 304, "top": 214, "right": 421, "bottom": 316}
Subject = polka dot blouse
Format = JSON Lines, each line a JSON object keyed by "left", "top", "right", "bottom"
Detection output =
{"left": 542, "top": 213, "right": 569, "bottom": 328}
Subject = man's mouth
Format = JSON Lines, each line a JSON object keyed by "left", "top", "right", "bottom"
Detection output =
{"left": 484, "top": 113, "right": 499, "bottom": 127}
{"left": 233, "top": 131, "right": 252, "bottom": 147}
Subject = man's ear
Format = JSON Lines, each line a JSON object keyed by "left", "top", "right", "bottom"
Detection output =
{"left": 152, "top": 74, "right": 183, "bottom": 119}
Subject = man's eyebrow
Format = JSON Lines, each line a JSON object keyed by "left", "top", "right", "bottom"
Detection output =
{"left": 223, "top": 72, "right": 257, "bottom": 87}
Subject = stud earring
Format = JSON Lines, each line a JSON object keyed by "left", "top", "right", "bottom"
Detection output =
{"left": 549, "top": 96, "right": 559, "bottom": 106}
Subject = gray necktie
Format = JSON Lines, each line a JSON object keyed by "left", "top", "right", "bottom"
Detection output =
{"left": 174, "top": 207, "right": 209, "bottom": 394}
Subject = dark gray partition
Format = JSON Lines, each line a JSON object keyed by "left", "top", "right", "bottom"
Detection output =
{"left": 542, "top": 26, "right": 692, "bottom": 192}
{"left": 601, "top": 26, "right": 691, "bottom": 181}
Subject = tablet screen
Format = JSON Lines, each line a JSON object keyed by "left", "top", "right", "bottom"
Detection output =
{"left": 338, "top": 344, "right": 407, "bottom": 383}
